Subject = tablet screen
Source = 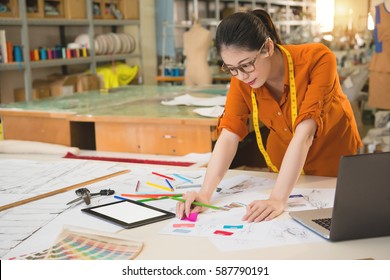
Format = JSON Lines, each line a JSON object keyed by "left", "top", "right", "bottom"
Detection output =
{"left": 82, "top": 200, "right": 175, "bottom": 229}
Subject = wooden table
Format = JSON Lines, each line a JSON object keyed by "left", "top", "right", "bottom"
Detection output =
{"left": 0, "top": 85, "right": 228, "bottom": 155}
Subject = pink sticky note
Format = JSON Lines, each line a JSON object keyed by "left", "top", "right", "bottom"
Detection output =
{"left": 181, "top": 212, "right": 198, "bottom": 222}
{"left": 213, "top": 230, "right": 234, "bottom": 236}
{"left": 172, "top": 223, "right": 196, "bottom": 228}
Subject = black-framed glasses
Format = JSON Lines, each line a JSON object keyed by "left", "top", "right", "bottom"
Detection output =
{"left": 221, "top": 38, "right": 270, "bottom": 76}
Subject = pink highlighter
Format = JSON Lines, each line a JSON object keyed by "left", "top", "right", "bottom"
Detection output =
{"left": 181, "top": 212, "right": 198, "bottom": 222}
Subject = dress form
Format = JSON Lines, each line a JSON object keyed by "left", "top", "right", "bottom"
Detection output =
{"left": 183, "top": 21, "right": 213, "bottom": 86}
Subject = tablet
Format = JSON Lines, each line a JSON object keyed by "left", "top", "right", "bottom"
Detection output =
{"left": 81, "top": 200, "right": 175, "bottom": 229}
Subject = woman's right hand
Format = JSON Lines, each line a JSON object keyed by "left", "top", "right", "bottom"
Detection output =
{"left": 175, "top": 191, "right": 210, "bottom": 219}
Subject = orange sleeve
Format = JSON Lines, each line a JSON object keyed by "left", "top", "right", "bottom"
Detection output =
{"left": 217, "top": 77, "right": 252, "bottom": 140}
{"left": 293, "top": 45, "right": 338, "bottom": 138}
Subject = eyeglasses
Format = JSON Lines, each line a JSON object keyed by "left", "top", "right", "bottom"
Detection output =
{"left": 221, "top": 38, "right": 269, "bottom": 76}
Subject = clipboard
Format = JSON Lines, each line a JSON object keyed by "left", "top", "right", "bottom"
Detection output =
{"left": 81, "top": 200, "right": 175, "bottom": 229}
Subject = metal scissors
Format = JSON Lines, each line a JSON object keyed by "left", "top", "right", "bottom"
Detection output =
{"left": 66, "top": 188, "right": 115, "bottom": 205}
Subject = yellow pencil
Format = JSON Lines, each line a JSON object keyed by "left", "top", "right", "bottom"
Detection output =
{"left": 146, "top": 181, "right": 173, "bottom": 192}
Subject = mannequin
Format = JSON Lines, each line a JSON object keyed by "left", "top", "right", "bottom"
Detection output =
{"left": 368, "top": 0, "right": 390, "bottom": 109}
{"left": 183, "top": 20, "right": 213, "bottom": 86}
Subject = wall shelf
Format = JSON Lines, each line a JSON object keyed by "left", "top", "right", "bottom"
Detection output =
{"left": 0, "top": 0, "right": 142, "bottom": 103}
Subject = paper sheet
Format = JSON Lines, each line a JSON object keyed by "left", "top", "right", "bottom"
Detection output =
{"left": 159, "top": 187, "right": 335, "bottom": 252}
{"left": 193, "top": 106, "right": 224, "bottom": 118}
{"left": 161, "top": 94, "right": 226, "bottom": 106}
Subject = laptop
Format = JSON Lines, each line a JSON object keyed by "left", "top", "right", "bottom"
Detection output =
{"left": 289, "top": 152, "right": 390, "bottom": 241}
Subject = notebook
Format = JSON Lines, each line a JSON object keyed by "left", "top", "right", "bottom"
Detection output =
{"left": 289, "top": 152, "right": 390, "bottom": 241}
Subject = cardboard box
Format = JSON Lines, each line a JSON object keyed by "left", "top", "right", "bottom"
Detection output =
{"left": 44, "top": 0, "right": 65, "bottom": 18}
{"left": 0, "top": 0, "right": 18, "bottom": 18}
{"left": 101, "top": 0, "right": 119, "bottom": 19}
{"left": 75, "top": 74, "right": 101, "bottom": 93}
{"left": 14, "top": 86, "right": 51, "bottom": 102}
{"left": 64, "top": 0, "right": 86, "bottom": 19}
{"left": 119, "top": 0, "right": 139, "bottom": 19}
{"left": 26, "top": 0, "right": 44, "bottom": 18}
{"left": 48, "top": 75, "right": 78, "bottom": 97}
{"left": 92, "top": 0, "right": 103, "bottom": 19}
{"left": 368, "top": 72, "right": 390, "bottom": 110}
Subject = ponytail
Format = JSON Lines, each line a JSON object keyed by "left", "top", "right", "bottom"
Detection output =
{"left": 250, "top": 9, "right": 282, "bottom": 45}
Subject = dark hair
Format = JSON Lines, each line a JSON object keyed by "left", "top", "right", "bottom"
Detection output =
{"left": 215, "top": 9, "right": 282, "bottom": 54}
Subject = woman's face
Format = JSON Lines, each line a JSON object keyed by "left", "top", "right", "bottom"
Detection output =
{"left": 220, "top": 41, "right": 272, "bottom": 89}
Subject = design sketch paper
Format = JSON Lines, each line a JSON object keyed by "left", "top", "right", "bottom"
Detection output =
{"left": 159, "top": 188, "right": 331, "bottom": 252}
{"left": 286, "top": 188, "right": 335, "bottom": 212}
{"left": 0, "top": 159, "right": 126, "bottom": 207}
{"left": 209, "top": 216, "right": 324, "bottom": 252}
{"left": 0, "top": 159, "right": 127, "bottom": 258}
{"left": 214, "top": 175, "right": 275, "bottom": 197}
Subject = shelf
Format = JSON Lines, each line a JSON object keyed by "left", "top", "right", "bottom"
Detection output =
{"left": 30, "top": 57, "right": 93, "bottom": 68}
{"left": 0, "top": 62, "right": 25, "bottom": 71}
{"left": 93, "top": 19, "right": 140, "bottom": 26}
{"left": 95, "top": 53, "right": 141, "bottom": 62}
{"left": 20, "top": 18, "right": 139, "bottom": 26}
{"left": 27, "top": 18, "right": 90, "bottom": 26}
{"left": 0, "top": 0, "right": 143, "bottom": 103}
{"left": 274, "top": 20, "right": 315, "bottom": 26}
{"left": 0, "top": 18, "right": 22, "bottom": 25}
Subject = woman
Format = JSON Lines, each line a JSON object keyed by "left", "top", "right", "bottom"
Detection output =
{"left": 176, "top": 10, "right": 362, "bottom": 222}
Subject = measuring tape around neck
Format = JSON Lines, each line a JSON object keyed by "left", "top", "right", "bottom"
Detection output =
{"left": 251, "top": 44, "right": 298, "bottom": 173}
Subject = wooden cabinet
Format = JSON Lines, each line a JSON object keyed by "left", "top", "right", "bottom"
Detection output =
{"left": 94, "top": 120, "right": 216, "bottom": 155}
{"left": 0, "top": 85, "right": 223, "bottom": 155}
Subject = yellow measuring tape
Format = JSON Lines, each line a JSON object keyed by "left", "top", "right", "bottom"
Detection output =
{"left": 251, "top": 44, "right": 300, "bottom": 173}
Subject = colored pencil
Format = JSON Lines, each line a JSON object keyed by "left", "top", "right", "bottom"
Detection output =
{"left": 114, "top": 195, "right": 176, "bottom": 203}
{"left": 137, "top": 196, "right": 172, "bottom": 203}
{"left": 152, "top": 172, "right": 174, "bottom": 181}
{"left": 120, "top": 193, "right": 182, "bottom": 198}
{"left": 175, "top": 184, "right": 201, "bottom": 189}
{"left": 170, "top": 196, "right": 228, "bottom": 211}
{"left": 165, "top": 179, "right": 174, "bottom": 191}
{"left": 145, "top": 181, "right": 173, "bottom": 192}
{"left": 172, "top": 174, "right": 193, "bottom": 183}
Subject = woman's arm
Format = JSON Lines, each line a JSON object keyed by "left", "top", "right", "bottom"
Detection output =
{"left": 176, "top": 129, "right": 240, "bottom": 218}
{"left": 243, "top": 118, "right": 317, "bottom": 222}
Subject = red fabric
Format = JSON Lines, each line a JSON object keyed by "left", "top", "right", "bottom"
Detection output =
{"left": 63, "top": 152, "right": 195, "bottom": 167}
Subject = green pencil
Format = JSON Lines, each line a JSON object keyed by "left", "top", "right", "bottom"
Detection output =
{"left": 138, "top": 195, "right": 182, "bottom": 203}
{"left": 170, "top": 196, "right": 228, "bottom": 211}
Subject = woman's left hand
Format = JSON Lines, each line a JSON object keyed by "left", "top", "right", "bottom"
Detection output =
{"left": 242, "top": 199, "right": 285, "bottom": 222}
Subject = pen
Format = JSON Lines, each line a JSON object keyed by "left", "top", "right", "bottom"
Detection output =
{"left": 135, "top": 180, "right": 140, "bottom": 192}
{"left": 289, "top": 194, "right": 304, "bottom": 198}
{"left": 121, "top": 193, "right": 182, "bottom": 198}
{"left": 165, "top": 179, "right": 174, "bottom": 191}
{"left": 170, "top": 196, "right": 228, "bottom": 211}
{"left": 176, "top": 184, "right": 201, "bottom": 189}
{"left": 138, "top": 196, "right": 173, "bottom": 203}
{"left": 172, "top": 174, "right": 193, "bottom": 183}
{"left": 115, "top": 195, "right": 175, "bottom": 203}
{"left": 152, "top": 172, "right": 174, "bottom": 181}
{"left": 146, "top": 181, "right": 173, "bottom": 192}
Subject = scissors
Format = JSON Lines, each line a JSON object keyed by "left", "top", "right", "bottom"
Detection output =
{"left": 66, "top": 188, "right": 115, "bottom": 205}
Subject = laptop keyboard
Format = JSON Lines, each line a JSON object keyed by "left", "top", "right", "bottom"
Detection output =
{"left": 312, "top": 218, "right": 332, "bottom": 230}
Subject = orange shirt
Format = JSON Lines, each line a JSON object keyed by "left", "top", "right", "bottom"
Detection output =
{"left": 219, "top": 43, "right": 362, "bottom": 177}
